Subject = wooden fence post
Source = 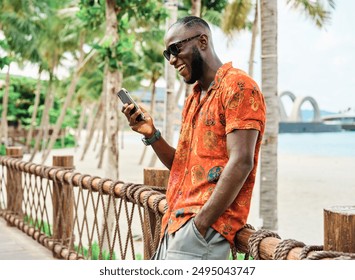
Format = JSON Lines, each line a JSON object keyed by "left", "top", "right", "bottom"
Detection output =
{"left": 143, "top": 167, "right": 169, "bottom": 260}
{"left": 324, "top": 206, "right": 355, "bottom": 253}
{"left": 52, "top": 155, "right": 74, "bottom": 258}
{"left": 5, "top": 147, "right": 23, "bottom": 226}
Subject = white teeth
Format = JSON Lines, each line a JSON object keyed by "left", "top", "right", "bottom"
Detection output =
{"left": 178, "top": 65, "right": 185, "bottom": 72}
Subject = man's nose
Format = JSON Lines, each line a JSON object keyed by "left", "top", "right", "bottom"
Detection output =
{"left": 169, "top": 55, "right": 177, "bottom": 65}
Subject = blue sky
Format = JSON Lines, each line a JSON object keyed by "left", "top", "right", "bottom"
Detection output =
{"left": 212, "top": 0, "right": 355, "bottom": 113}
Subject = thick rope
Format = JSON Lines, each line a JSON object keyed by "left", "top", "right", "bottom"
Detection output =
{"left": 273, "top": 239, "right": 306, "bottom": 260}
{"left": 299, "top": 245, "right": 323, "bottom": 259}
{"left": 306, "top": 250, "right": 355, "bottom": 260}
{"left": 248, "top": 229, "right": 281, "bottom": 260}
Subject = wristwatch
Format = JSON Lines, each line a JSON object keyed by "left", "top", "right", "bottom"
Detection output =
{"left": 142, "top": 129, "right": 161, "bottom": 146}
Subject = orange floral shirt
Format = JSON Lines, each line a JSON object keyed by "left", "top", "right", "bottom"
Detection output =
{"left": 161, "top": 62, "right": 266, "bottom": 245}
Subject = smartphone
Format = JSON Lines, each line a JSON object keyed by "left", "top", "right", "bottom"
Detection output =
{"left": 117, "top": 88, "right": 145, "bottom": 122}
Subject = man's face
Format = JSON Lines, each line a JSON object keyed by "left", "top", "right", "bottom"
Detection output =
{"left": 164, "top": 25, "right": 204, "bottom": 84}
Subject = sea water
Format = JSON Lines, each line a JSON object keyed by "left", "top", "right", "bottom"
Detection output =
{"left": 278, "top": 131, "right": 355, "bottom": 157}
{"left": 122, "top": 129, "right": 355, "bottom": 157}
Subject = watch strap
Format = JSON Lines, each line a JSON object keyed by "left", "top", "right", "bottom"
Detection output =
{"left": 142, "top": 129, "right": 161, "bottom": 146}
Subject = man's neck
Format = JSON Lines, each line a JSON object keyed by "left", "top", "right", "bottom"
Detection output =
{"left": 199, "top": 59, "right": 223, "bottom": 91}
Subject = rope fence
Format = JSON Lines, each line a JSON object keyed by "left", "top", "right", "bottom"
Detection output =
{"left": 0, "top": 147, "right": 354, "bottom": 260}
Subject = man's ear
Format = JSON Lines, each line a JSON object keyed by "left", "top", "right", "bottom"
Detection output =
{"left": 199, "top": 34, "right": 209, "bottom": 50}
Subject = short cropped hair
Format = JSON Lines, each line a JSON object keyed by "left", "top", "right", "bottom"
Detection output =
{"left": 173, "top": 16, "right": 211, "bottom": 31}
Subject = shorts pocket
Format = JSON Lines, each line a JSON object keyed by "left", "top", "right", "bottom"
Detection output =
{"left": 191, "top": 218, "right": 219, "bottom": 245}
{"left": 191, "top": 219, "right": 208, "bottom": 244}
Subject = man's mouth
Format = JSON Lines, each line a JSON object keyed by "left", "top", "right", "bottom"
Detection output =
{"left": 177, "top": 64, "right": 186, "bottom": 74}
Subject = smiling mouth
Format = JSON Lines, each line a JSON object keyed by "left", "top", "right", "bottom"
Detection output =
{"left": 177, "top": 64, "right": 186, "bottom": 73}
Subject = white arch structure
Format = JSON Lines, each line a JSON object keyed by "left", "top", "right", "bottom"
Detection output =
{"left": 279, "top": 91, "right": 321, "bottom": 122}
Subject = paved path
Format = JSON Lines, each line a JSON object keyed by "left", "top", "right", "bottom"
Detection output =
{"left": 0, "top": 218, "right": 55, "bottom": 260}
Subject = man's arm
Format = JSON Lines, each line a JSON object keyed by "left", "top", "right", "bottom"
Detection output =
{"left": 193, "top": 129, "right": 260, "bottom": 237}
{"left": 122, "top": 103, "right": 176, "bottom": 170}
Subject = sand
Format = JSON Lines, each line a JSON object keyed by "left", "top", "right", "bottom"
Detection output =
{"left": 24, "top": 130, "right": 355, "bottom": 248}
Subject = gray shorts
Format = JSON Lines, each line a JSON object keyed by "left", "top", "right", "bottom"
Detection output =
{"left": 151, "top": 218, "right": 231, "bottom": 260}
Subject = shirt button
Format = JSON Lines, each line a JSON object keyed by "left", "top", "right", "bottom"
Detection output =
{"left": 178, "top": 191, "right": 182, "bottom": 195}
{"left": 185, "top": 168, "right": 189, "bottom": 175}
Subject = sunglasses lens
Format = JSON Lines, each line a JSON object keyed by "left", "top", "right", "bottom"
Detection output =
{"left": 163, "top": 50, "right": 170, "bottom": 61}
{"left": 163, "top": 43, "right": 180, "bottom": 61}
{"left": 169, "top": 44, "right": 179, "bottom": 56}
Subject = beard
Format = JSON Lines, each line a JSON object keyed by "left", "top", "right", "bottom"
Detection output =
{"left": 185, "top": 47, "right": 203, "bottom": 84}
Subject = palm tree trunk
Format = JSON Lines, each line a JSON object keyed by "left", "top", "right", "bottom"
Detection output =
{"left": 41, "top": 71, "right": 56, "bottom": 155}
{"left": 29, "top": 73, "right": 54, "bottom": 162}
{"left": 139, "top": 80, "right": 157, "bottom": 165}
{"left": 41, "top": 37, "right": 85, "bottom": 164}
{"left": 0, "top": 64, "right": 10, "bottom": 147}
{"left": 74, "top": 101, "right": 90, "bottom": 151}
{"left": 104, "top": 0, "right": 120, "bottom": 179}
{"left": 100, "top": 0, "right": 122, "bottom": 253}
{"left": 93, "top": 112, "right": 104, "bottom": 153}
{"left": 97, "top": 62, "right": 109, "bottom": 168}
{"left": 248, "top": 1, "right": 259, "bottom": 77}
{"left": 191, "top": 0, "right": 201, "bottom": 16}
{"left": 164, "top": 0, "right": 178, "bottom": 144}
{"left": 181, "top": 0, "right": 201, "bottom": 103}
{"left": 81, "top": 101, "right": 102, "bottom": 161}
{"left": 259, "top": 0, "right": 279, "bottom": 231}
{"left": 25, "top": 69, "right": 42, "bottom": 152}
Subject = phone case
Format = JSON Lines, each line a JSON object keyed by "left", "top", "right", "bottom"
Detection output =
{"left": 117, "top": 88, "right": 145, "bottom": 122}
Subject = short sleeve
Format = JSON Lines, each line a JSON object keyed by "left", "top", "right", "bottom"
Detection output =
{"left": 222, "top": 85, "right": 266, "bottom": 135}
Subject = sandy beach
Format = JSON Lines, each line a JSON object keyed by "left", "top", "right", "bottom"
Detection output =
{"left": 25, "top": 130, "right": 355, "bottom": 248}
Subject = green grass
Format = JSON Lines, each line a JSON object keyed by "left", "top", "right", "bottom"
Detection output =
{"left": 74, "top": 241, "right": 117, "bottom": 260}
{"left": 24, "top": 215, "right": 52, "bottom": 236}
{"left": 229, "top": 252, "right": 253, "bottom": 260}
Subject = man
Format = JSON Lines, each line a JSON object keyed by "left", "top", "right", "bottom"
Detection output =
{"left": 122, "top": 16, "right": 266, "bottom": 260}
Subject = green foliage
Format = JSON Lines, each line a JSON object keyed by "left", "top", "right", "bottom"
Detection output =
{"left": 179, "top": 0, "right": 228, "bottom": 26}
{"left": 74, "top": 241, "right": 117, "bottom": 260}
{"left": 286, "top": 0, "right": 336, "bottom": 28}
{"left": 0, "top": 144, "right": 6, "bottom": 155}
{"left": 0, "top": 39, "right": 13, "bottom": 69}
{"left": 0, "top": 75, "right": 43, "bottom": 126}
{"left": 229, "top": 252, "right": 254, "bottom": 260}
{"left": 77, "top": 0, "right": 105, "bottom": 30}
{"left": 0, "top": 74, "right": 80, "bottom": 131}
{"left": 53, "top": 134, "right": 76, "bottom": 149}
{"left": 24, "top": 215, "right": 52, "bottom": 237}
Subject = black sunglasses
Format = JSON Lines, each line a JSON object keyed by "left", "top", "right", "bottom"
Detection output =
{"left": 163, "top": 34, "right": 201, "bottom": 61}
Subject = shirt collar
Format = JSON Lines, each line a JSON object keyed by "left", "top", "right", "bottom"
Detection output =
{"left": 210, "top": 62, "right": 233, "bottom": 90}
{"left": 192, "top": 62, "right": 234, "bottom": 95}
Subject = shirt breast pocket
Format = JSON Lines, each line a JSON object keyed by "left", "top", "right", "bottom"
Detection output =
{"left": 195, "top": 112, "right": 227, "bottom": 158}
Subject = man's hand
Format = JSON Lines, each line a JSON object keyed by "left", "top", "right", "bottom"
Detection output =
{"left": 122, "top": 104, "right": 156, "bottom": 137}
{"left": 193, "top": 215, "right": 208, "bottom": 238}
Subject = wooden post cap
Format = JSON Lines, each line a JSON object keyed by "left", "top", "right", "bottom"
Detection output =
{"left": 52, "top": 155, "right": 74, "bottom": 168}
{"left": 6, "top": 147, "right": 23, "bottom": 157}
{"left": 325, "top": 205, "right": 355, "bottom": 214}
{"left": 324, "top": 205, "right": 355, "bottom": 253}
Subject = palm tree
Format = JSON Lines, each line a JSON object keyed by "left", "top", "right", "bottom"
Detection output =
{"left": 222, "top": 0, "right": 336, "bottom": 78}
{"left": 221, "top": 0, "right": 335, "bottom": 230}
{"left": 164, "top": 0, "right": 178, "bottom": 145}
{"left": 0, "top": 0, "right": 48, "bottom": 147}
{"left": 259, "top": 0, "right": 278, "bottom": 231}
